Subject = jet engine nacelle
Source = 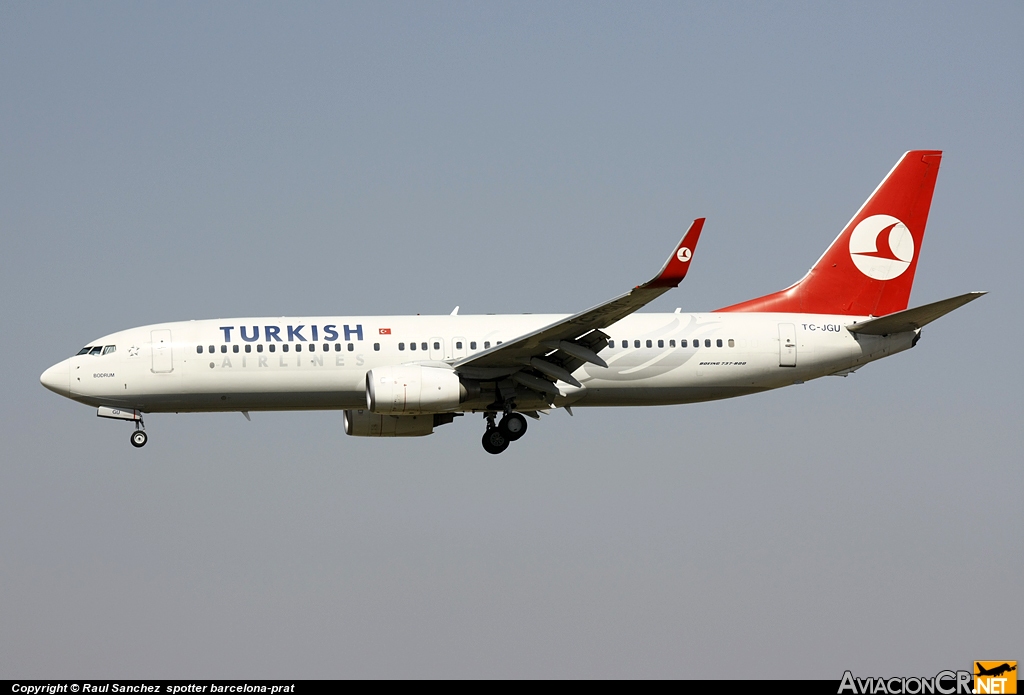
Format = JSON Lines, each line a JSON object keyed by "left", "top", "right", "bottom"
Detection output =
{"left": 344, "top": 409, "right": 435, "bottom": 437}
{"left": 365, "top": 365, "right": 462, "bottom": 415}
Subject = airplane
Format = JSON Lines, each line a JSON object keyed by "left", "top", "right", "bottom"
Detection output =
{"left": 40, "top": 150, "right": 984, "bottom": 454}
{"left": 975, "top": 663, "right": 1016, "bottom": 678}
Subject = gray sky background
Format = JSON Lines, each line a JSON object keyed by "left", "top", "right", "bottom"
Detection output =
{"left": 2, "top": 1, "right": 1021, "bottom": 678}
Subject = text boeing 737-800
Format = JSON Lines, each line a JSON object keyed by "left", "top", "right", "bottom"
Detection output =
{"left": 40, "top": 150, "right": 984, "bottom": 454}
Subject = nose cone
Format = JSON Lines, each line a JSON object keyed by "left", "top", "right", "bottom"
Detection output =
{"left": 40, "top": 359, "right": 71, "bottom": 397}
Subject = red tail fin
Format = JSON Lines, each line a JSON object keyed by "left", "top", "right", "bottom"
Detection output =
{"left": 718, "top": 150, "right": 942, "bottom": 316}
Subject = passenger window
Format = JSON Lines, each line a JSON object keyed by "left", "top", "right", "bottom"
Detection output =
{"left": 103, "top": 346, "right": 116, "bottom": 355}
{"left": 455, "top": 341, "right": 463, "bottom": 350}
{"left": 433, "top": 342, "right": 440, "bottom": 350}
{"left": 484, "top": 341, "right": 490, "bottom": 349}
{"left": 348, "top": 343, "right": 354, "bottom": 352}
{"left": 681, "top": 339, "right": 687, "bottom": 348}
{"left": 497, "top": 341, "right": 502, "bottom": 345}
{"left": 716, "top": 339, "right": 723, "bottom": 348}
{"left": 220, "top": 345, "right": 227, "bottom": 353}
{"left": 728, "top": 339, "right": 735, "bottom": 347}
{"left": 296, "top": 344, "right": 302, "bottom": 352}
{"left": 282, "top": 344, "right": 289, "bottom": 353}
{"left": 245, "top": 345, "right": 252, "bottom": 353}
{"left": 621, "top": 340, "right": 628, "bottom": 348}
{"left": 334, "top": 343, "right": 341, "bottom": 352}
{"left": 470, "top": 341, "right": 477, "bottom": 350}
{"left": 269, "top": 344, "right": 275, "bottom": 353}
{"left": 399, "top": 343, "right": 405, "bottom": 351}
{"left": 374, "top": 343, "right": 380, "bottom": 351}
{"left": 196, "top": 346, "right": 203, "bottom": 354}
{"left": 410, "top": 342, "right": 417, "bottom": 351}
{"left": 634, "top": 340, "right": 640, "bottom": 348}
{"left": 324, "top": 344, "right": 330, "bottom": 352}
{"left": 669, "top": 340, "right": 676, "bottom": 347}
{"left": 208, "top": 345, "right": 214, "bottom": 354}
{"left": 658, "top": 340, "right": 664, "bottom": 348}
{"left": 233, "top": 345, "right": 240, "bottom": 353}
{"left": 705, "top": 339, "right": 711, "bottom": 348}
{"left": 646, "top": 340, "right": 653, "bottom": 348}
{"left": 257, "top": 344, "right": 264, "bottom": 353}
{"left": 421, "top": 342, "right": 427, "bottom": 351}
{"left": 608, "top": 340, "right": 614, "bottom": 348}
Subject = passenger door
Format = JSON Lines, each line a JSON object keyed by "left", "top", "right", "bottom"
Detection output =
{"left": 151, "top": 329, "right": 174, "bottom": 373}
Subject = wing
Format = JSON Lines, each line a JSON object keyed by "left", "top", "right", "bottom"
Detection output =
{"left": 453, "top": 219, "right": 705, "bottom": 393}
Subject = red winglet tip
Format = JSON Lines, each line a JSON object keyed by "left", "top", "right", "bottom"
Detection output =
{"left": 645, "top": 218, "right": 705, "bottom": 288}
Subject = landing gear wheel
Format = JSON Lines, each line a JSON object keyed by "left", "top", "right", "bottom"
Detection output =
{"left": 499, "top": 413, "right": 528, "bottom": 441}
{"left": 130, "top": 430, "right": 148, "bottom": 448}
{"left": 482, "top": 428, "right": 510, "bottom": 455}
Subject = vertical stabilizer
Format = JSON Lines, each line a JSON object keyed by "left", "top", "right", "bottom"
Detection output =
{"left": 718, "top": 150, "right": 942, "bottom": 316}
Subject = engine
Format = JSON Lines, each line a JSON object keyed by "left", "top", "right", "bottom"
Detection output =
{"left": 343, "top": 409, "right": 436, "bottom": 437}
{"left": 365, "top": 365, "right": 464, "bottom": 415}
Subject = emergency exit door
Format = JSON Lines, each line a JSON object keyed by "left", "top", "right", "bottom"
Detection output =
{"left": 778, "top": 323, "right": 797, "bottom": 367}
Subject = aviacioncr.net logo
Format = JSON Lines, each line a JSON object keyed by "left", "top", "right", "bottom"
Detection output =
{"left": 848, "top": 214, "right": 915, "bottom": 281}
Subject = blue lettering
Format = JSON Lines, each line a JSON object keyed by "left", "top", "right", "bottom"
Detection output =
{"left": 220, "top": 326, "right": 234, "bottom": 342}
{"left": 312, "top": 325, "right": 319, "bottom": 342}
{"left": 240, "top": 326, "right": 259, "bottom": 342}
{"left": 288, "top": 325, "right": 307, "bottom": 341}
{"left": 265, "top": 326, "right": 282, "bottom": 342}
{"left": 344, "top": 324, "right": 363, "bottom": 341}
{"left": 323, "top": 324, "right": 338, "bottom": 341}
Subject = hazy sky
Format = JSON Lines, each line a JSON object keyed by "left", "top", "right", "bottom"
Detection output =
{"left": 2, "top": 1, "right": 1021, "bottom": 678}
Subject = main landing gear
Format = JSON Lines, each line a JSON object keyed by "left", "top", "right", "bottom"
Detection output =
{"left": 481, "top": 411, "right": 528, "bottom": 454}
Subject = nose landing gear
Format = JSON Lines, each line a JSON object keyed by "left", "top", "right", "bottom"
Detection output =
{"left": 129, "top": 416, "right": 148, "bottom": 448}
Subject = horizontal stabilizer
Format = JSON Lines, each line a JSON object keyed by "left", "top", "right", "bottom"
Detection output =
{"left": 847, "top": 292, "right": 986, "bottom": 335}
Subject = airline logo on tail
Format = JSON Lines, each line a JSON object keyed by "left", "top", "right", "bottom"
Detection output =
{"left": 849, "top": 214, "right": 915, "bottom": 281}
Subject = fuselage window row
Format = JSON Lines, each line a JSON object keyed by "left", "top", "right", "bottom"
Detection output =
{"left": 607, "top": 338, "right": 737, "bottom": 349}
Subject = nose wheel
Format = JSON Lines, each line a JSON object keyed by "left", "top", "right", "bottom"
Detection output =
{"left": 130, "top": 430, "right": 148, "bottom": 448}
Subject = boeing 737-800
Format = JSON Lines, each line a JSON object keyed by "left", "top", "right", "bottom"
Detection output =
{"left": 40, "top": 150, "right": 983, "bottom": 453}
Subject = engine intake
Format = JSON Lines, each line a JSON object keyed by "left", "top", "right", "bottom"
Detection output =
{"left": 366, "top": 365, "right": 463, "bottom": 415}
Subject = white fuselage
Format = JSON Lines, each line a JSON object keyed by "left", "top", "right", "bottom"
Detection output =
{"left": 44, "top": 312, "right": 916, "bottom": 413}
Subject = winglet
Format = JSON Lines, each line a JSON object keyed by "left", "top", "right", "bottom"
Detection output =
{"left": 642, "top": 218, "right": 705, "bottom": 289}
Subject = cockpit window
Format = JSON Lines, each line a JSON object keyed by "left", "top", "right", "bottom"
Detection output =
{"left": 88, "top": 346, "right": 103, "bottom": 355}
{"left": 77, "top": 347, "right": 92, "bottom": 356}
{"left": 102, "top": 346, "right": 116, "bottom": 355}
